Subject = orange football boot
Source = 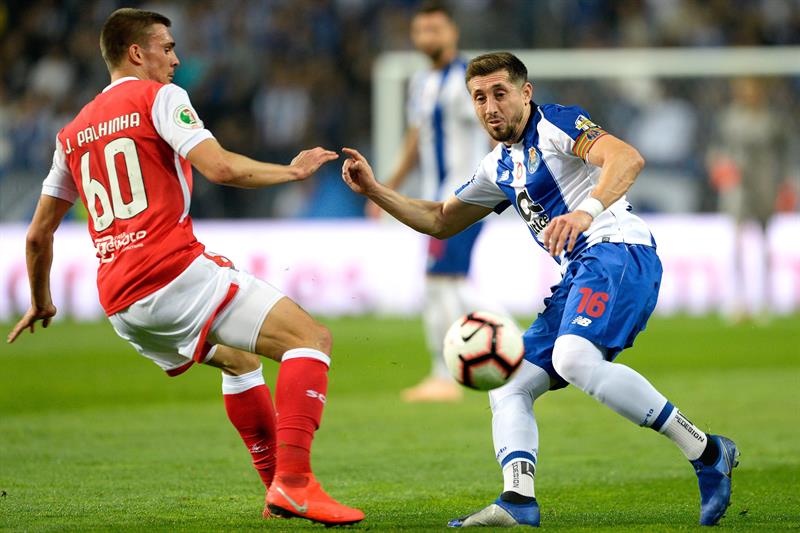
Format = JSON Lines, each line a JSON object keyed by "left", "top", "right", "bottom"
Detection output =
{"left": 262, "top": 491, "right": 272, "bottom": 519}
{"left": 266, "top": 473, "right": 365, "bottom": 526}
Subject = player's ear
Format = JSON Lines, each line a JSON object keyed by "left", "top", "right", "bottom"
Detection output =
{"left": 522, "top": 81, "right": 533, "bottom": 101}
{"left": 128, "top": 43, "right": 145, "bottom": 66}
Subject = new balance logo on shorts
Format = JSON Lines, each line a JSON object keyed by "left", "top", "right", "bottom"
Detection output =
{"left": 306, "top": 389, "right": 327, "bottom": 404}
{"left": 571, "top": 316, "right": 592, "bottom": 327}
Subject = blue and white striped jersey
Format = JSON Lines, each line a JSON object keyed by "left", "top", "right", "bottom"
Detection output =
{"left": 407, "top": 58, "right": 490, "bottom": 201}
{"left": 455, "top": 102, "right": 654, "bottom": 264}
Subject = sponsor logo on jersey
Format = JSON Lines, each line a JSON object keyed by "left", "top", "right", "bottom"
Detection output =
{"left": 94, "top": 230, "right": 147, "bottom": 263}
{"left": 571, "top": 316, "right": 592, "bottom": 327}
{"left": 515, "top": 188, "right": 549, "bottom": 237}
{"left": 574, "top": 114, "right": 599, "bottom": 132}
{"left": 174, "top": 105, "right": 202, "bottom": 129}
{"left": 527, "top": 147, "right": 540, "bottom": 174}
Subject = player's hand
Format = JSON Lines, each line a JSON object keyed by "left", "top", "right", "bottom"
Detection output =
{"left": 7, "top": 303, "right": 57, "bottom": 343}
{"left": 289, "top": 147, "right": 339, "bottom": 180}
{"left": 341, "top": 147, "right": 379, "bottom": 196}
{"left": 542, "top": 211, "right": 593, "bottom": 257}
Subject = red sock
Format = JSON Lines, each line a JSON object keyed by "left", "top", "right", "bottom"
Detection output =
{"left": 275, "top": 353, "right": 329, "bottom": 476}
{"left": 223, "top": 384, "right": 277, "bottom": 488}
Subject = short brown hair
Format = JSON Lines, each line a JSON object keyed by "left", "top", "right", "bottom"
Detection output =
{"left": 466, "top": 52, "right": 528, "bottom": 86}
{"left": 415, "top": 0, "right": 454, "bottom": 19}
{"left": 100, "top": 8, "right": 171, "bottom": 70}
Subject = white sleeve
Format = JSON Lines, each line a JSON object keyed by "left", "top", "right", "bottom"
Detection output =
{"left": 41, "top": 137, "right": 78, "bottom": 203}
{"left": 454, "top": 151, "right": 509, "bottom": 212}
{"left": 151, "top": 84, "right": 214, "bottom": 158}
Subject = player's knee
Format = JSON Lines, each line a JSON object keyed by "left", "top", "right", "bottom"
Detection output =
{"left": 489, "top": 387, "right": 532, "bottom": 415}
{"left": 552, "top": 335, "right": 605, "bottom": 387}
{"left": 310, "top": 321, "right": 333, "bottom": 355}
{"left": 210, "top": 346, "right": 261, "bottom": 376}
{"left": 553, "top": 350, "right": 588, "bottom": 388}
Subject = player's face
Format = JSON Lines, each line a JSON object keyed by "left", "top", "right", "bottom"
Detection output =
{"left": 141, "top": 24, "right": 180, "bottom": 84}
{"left": 410, "top": 12, "right": 457, "bottom": 62}
{"left": 468, "top": 70, "right": 533, "bottom": 143}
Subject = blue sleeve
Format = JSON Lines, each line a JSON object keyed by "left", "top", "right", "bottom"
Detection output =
{"left": 538, "top": 104, "right": 600, "bottom": 142}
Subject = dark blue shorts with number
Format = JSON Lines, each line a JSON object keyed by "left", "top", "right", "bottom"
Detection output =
{"left": 523, "top": 242, "right": 662, "bottom": 389}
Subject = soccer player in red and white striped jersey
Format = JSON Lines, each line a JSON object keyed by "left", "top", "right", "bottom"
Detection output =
{"left": 7, "top": 8, "right": 363, "bottom": 526}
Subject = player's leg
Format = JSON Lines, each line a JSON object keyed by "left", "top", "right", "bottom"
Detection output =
{"left": 206, "top": 346, "right": 277, "bottom": 517}
{"left": 551, "top": 243, "right": 738, "bottom": 526}
{"left": 449, "top": 279, "right": 570, "bottom": 528}
{"left": 405, "top": 223, "right": 484, "bottom": 402}
{"left": 448, "top": 361, "right": 550, "bottom": 528}
{"left": 490, "top": 362, "right": 551, "bottom": 505}
{"left": 243, "top": 297, "right": 364, "bottom": 525}
{"left": 550, "top": 334, "right": 738, "bottom": 525}
{"left": 206, "top": 266, "right": 362, "bottom": 525}
{"left": 403, "top": 274, "right": 466, "bottom": 402}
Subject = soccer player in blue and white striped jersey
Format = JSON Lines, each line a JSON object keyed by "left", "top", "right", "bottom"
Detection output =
{"left": 343, "top": 52, "right": 738, "bottom": 528}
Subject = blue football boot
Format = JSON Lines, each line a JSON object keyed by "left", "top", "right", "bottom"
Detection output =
{"left": 691, "top": 435, "right": 740, "bottom": 526}
{"left": 448, "top": 496, "right": 540, "bottom": 527}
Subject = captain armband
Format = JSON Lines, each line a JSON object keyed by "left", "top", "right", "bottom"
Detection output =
{"left": 572, "top": 128, "right": 607, "bottom": 160}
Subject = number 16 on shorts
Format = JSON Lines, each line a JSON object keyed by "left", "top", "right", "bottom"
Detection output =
{"left": 569, "top": 287, "right": 609, "bottom": 328}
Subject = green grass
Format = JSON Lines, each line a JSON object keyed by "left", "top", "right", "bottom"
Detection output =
{"left": 1, "top": 315, "right": 799, "bottom": 531}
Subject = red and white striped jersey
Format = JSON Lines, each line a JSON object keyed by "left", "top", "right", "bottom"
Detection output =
{"left": 42, "top": 77, "right": 214, "bottom": 315}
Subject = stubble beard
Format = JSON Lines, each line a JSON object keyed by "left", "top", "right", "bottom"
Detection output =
{"left": 487, "top": 108, "right": 524, "bottom": 143}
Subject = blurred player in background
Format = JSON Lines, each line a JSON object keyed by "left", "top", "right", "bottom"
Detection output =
{"left": 6, "top": 8, "right": 363, "bottom": 526}
{"left": 367, "top": 2, "right": 493, "bottom": 402}
{"left": 707, "top": 77, "right": 789, "bottom": 322}
{"left": 343, "top": 52, "right": 738, "bottom": 528}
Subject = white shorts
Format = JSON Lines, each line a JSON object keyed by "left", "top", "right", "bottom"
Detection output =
{"left": 108, "top": 252, "right": 284, "bottom": 376}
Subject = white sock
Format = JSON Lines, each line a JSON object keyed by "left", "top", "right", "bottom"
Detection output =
{"left": 653, "top": 403, "right": 708, "bottom": 461}
{"left": 552, "top": 335, "right": 668, "bottom": 426}
{"left": 423, "top": 277, "right": 469, "bottom": 380}
{"left": 489, "top": 361, "right": 550, "bottom": 498}
{"left": 552, "top": 335, "right": 711, "bottom": 461}
{"left": 221, "top": 365, "right": 264, "bottom": 395}
{"left": 503, "top": 460, "right": 535, "bottom": 498}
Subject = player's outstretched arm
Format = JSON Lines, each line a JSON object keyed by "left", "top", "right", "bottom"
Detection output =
{"left": 342, "top": 147, "right": 491, "bottom": 239}
{"left": 188, "top": 139, "right": 339, "bottom": 189}
{"left": 543, "top": 134, "right": 645, "bottom": 257}
{"left": 7, "top": 195, "right": 71, "bottom": 343}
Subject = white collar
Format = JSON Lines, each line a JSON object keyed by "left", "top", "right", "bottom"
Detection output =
{"left": 102, "top": 76, "right": 140, "bottom": 93}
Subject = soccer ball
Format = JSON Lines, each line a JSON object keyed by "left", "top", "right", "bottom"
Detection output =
{"left": 443, "top": 311, "right": 525, "bottom": 391}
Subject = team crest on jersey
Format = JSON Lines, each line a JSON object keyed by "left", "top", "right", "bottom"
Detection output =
{"left": 574, "top": 114, "right": 599, "bottom": 132}
{"left": 527, "top": 147, "right": 540, "bottom": 174}
{"left": 174, "top": 105, "right": 202, "bottom": 129}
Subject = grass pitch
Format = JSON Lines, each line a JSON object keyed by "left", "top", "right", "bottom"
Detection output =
{"left": 1, "top": 314, "right": 798, "bottom": 531}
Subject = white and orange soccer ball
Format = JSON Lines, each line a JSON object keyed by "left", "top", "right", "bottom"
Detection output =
{"left": 443, "top": 311, "right": 525, "bottom": 391}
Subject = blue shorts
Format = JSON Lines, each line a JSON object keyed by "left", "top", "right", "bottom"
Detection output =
{"left": 523, "top": 243, "right": 662, "bottom": 390}
{"left": 427, "top": 221, "right": 483, "bottom": 275}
